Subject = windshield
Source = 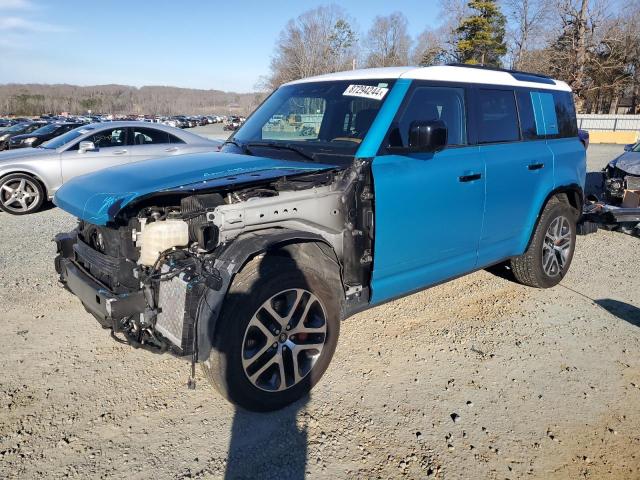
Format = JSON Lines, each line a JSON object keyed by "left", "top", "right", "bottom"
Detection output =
{"left": 231, "top": 79, "right": 396, "bottom": 163}
{"left": 30, "top": 123, "right": 61, "bottom": 135}
{"left": 4, "top": 123, "right": 30, "bottom": 133}
{"left": 41, "top": 125, "right": 95, "bottom": 149}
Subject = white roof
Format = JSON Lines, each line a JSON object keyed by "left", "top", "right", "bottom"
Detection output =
{"left": 285, "top": 65, "right": 571, "bottom": 92}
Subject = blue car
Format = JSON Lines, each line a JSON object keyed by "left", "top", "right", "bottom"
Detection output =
{"left": 53, "top": 64, "right": 586, "bottom": 411}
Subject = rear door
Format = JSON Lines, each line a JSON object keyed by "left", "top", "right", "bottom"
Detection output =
{"left": 370, "top": 83, "right": 485, "bottom": 303}
{"left": 60, "top": 126, "right": 129, "bottom": 182}
{"left": 475, "top": 88, "right": 554, "bottom": 266}
{"left": 128, "top": 126, "right": 182, "bottom": 164}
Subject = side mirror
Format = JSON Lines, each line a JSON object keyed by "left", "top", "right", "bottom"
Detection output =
{"left": 78, "top": 141, "right": 96, "bottom": 153}
{"left": 408, "top": 120, "right": 447, "bottom": 153}
{"left": 624, "top": 143, "right": 634, "bottom": 152}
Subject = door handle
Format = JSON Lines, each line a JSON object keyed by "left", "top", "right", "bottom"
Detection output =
{"left": 113, "top": 149, "right": 127, "bottom": 155}
{"left": 458, "top": 173, "right": 482, "bottom": 182}
{"left": 165, "top": 147, "right": 179, "bottom": 152}
{"left": 528, "top": 163, "right": 544, "bottom": 170}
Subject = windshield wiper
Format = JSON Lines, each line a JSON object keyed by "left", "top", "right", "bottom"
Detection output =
{"left": 222, "top": 139, "right": 253, "bottom": 155}
{"left": 246, "top": 142, "right": 316, "bottom": 162}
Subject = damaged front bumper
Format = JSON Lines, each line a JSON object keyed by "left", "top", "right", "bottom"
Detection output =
{"left": 579, "top": 203, "right": 640, "bottom": 237}
{"left": 54, "top": 231, "right": 146, "bottom": 328}
{"left": 54, "top": 230, "right": 222, "bottom": 359}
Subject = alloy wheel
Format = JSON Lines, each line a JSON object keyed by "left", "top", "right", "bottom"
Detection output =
{"left": 0, "top": 177, "right": 41, "bottom": 213}
{"left": 241, "top": 288, "right": 327, "bottom": 392}
{"left": 542, "top": 215, "right": 572, "bottom": 277}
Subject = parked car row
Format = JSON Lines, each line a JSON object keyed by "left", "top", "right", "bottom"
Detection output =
{"left": 0, "top": 121, "right": 221, "bottom": 214}
{"left": 223, "top": 115, "right": 246, "bottom": 131}
{"left": 0, "top": 111, "right": 239, "bottom": 152}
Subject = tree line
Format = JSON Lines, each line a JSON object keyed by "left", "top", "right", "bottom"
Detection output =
{"left": 3, "top": 1, "right": 638, "bottom": 116}
{"left": 0, "top": 84, "right": 265, "bottom": 117}
{"left": 264, "top": 0, "right": 640, "bottom": 114}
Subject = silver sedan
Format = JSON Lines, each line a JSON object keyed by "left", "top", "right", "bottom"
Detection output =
{"left": 0, "top": 121, "right": 221, "bottom": 215}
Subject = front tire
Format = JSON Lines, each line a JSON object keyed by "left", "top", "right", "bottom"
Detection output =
{"left": 510, "top": 197, "right": 577, "bottom": 288}
{"left": 202, "top": 253, "right": 341, "bottom": 412}
{"left": 0, "top": 173, "right": 45, "bottom": 215}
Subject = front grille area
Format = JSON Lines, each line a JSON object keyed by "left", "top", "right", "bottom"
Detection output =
{"left": 73, "top": 238, "right": 138, "bottom": 293}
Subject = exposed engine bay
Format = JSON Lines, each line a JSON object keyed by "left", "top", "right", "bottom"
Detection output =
{"left": 54, "top": 161, "right": 374, "bottom": 363}
{"left": 603, "top": 164, "right": 640, "bottom": 203}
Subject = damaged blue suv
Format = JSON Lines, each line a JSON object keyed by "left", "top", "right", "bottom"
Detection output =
{"left": 54, "top": 65, "right": 586, "bottom": 411}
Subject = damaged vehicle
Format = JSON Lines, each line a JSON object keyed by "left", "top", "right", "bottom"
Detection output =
{"left": 53, "top": 65, "right": 586, "bottom": 411}
{"left": 603, "top": 142, "right": 640, "bottom": 203}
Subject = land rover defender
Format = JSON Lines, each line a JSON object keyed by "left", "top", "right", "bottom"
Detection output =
{"left": 54, "top": 65, "right": 586, "bottom": 411}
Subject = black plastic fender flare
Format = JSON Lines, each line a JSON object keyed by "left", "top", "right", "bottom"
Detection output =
{"left": 195, "top": 228, "right": 336, "bottom": 362}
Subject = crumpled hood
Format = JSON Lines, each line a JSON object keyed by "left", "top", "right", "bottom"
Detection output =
{"left": 53, "top": 151, "right": 336, "bottom": 225}
{"left": 610, "top": 151, "right": 640, "bottom": 175}
{"left": 0, "top": 147, "right": 53, "bottom": 164}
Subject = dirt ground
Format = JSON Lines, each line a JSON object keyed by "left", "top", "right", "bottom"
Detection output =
{"left": 0, "top": 144, "right": 639, "bottom": 479}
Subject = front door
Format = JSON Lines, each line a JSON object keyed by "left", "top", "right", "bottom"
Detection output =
{"left": 128, "top": 126, "right": 183, "bottom": 164}
{"left": 370, "top": 84, "right": 485, "bottom": 303}
{"left": 60, "top": 127, "right": 129, "bottom": 182}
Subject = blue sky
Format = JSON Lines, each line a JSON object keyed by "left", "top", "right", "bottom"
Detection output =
{"left": 0, "top": 0, "right": 441, "bottom": 92}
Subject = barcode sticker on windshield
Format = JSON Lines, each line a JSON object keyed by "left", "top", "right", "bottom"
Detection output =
{"left": 343, "top": 84, "right": 389, "bottom": 101}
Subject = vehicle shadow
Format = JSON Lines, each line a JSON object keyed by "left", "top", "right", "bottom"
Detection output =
{"left": 220, "top": 249, "right": 316, "bottom": 479}
{"left": 484, "top": 261, "right": 517, "bottom": 282}
{"left": 595, "top": 298, "right": 640, "bottom": 327}
{"left": 39, "top": 200, "right": 56, "bottom": 212}
{"left": 225, "top": 397, "right": 309, "bottom": 480}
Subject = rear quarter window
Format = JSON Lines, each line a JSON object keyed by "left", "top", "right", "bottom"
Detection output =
{"left": 553, "top": 91, "right": 578, "bottom": 138}
{"left": 516, "top": 90, "right": 544, "bottom": 141}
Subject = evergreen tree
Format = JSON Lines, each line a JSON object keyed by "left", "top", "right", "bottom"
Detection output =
{"left": 455, "top": 0, "right": 507, "bottom": 67}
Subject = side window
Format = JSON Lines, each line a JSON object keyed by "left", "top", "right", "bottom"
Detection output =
{"left": 389, "top": 86, "right": 467, "bottom": 148}
{"left": 85, "top": 128, "right": 126, "bottom": 149}
{"left": 478, "top": 89, "right": 520, "bottom": 143}
{"left": 168, "top": 133, "right": 185, "bottom": 144}
{"left": 131, "top": 127, "right": 170, "bottom": 145}
{"left": 553, "top": 91, "right": 578, "bottom": 138}
{"left": 516, "top": 90, "right": 543, "bottom": 140}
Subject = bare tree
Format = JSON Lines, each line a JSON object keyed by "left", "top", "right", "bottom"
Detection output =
{"left": 503, "top": 0, "right": 552, "bottom": 69}
{"left": 365, "top": 12, "right": 412, "bottom": 67}
{"left": 411, "top": 26, "right": 452, "bottom": 65}
{"left": 266, "top": 5, "right": 358, "bottom": 89}
{"left": 437, "top": 0, "right": 472, "bottom": 62}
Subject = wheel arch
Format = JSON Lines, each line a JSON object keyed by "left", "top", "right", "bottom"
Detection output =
{"left": 196, "top": 228, "right": 344, "bottom": 362}
{"left": 523, "top": 183, "right": 584, "bottom": 252}
{"left": 0, "top": 169, "right": 51, "bottom": 198}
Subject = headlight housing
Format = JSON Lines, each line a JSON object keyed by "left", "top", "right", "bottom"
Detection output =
{"left": 0, "top": 134, "right": 9, "bottom": 141}
{"left": 23, "top": 137, "right": 37, "bottom": 144}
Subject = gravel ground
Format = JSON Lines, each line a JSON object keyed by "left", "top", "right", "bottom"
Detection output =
{"left": 0, "top": 144, "right": 639, "bottom": 479}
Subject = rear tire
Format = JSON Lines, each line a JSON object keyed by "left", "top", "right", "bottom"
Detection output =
{"left": 202, "top": 253, "right": 341, "bottom": 412}
{"left": 510, "top": 197, "right": 577, "bottom": 288}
